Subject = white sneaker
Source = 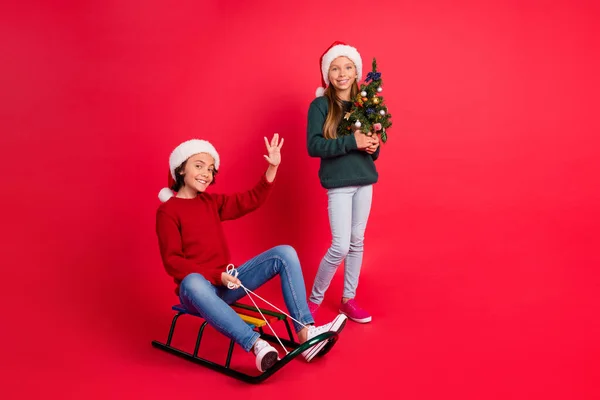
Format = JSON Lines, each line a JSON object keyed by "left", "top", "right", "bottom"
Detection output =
{"left": 302, "top": 313, "right": 348, "bottom": 362}
{"left": 253, "top": 339, "right": 279, "bottom": 372}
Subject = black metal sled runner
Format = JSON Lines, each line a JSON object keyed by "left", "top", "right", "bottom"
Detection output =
{"left": 151, "top": 303, "right": 340, "bottom": 383}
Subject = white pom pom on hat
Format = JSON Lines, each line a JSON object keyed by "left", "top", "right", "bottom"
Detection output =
{"left": 158, "top": 187, "right": 175, "bottom": 203}
{"left": 315, "top": 41, "right": 362, "bottom": 97}
{"left": 157, "top": 139, "right": 220, "bottom": 202}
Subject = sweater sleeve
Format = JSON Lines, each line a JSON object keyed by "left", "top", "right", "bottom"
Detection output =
{"left": 211, "top": 174, "right": 274, "bottom": 221}
{"left": 155, "top": 208, "right": 222, "bottom": 285}
{"left": 307, "top": 99, "right": 358, "bottom": 159}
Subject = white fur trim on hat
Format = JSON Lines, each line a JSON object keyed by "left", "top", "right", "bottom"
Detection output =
{"left": 157, "top": 138, "right": 220, "bottom": 202}
{"left": 168, "top": 139, "right": 220, "bottom": 179}
{"left": 317, "top": 43, "right": 362, "bottom": 97}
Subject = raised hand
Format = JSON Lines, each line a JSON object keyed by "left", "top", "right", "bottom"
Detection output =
{"left": 264, "top": 133, "right": 284, "bottom": 166}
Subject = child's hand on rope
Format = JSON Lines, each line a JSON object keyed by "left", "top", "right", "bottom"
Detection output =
{"left": 221, "top": 271, "right": 241, "bottom": 289}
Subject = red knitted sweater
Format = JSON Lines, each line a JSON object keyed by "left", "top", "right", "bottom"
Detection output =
{"left": 155, "top": 174, "right": 274, "bottom": 296}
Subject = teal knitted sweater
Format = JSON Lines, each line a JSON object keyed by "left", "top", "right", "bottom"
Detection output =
{"left": 307, "top": 96, "right": 380, "bottom": 189}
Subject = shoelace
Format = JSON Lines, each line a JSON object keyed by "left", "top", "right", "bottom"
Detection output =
{"left": 226, "top": 264, "right": 310, "bottom": 355}
{"left": 307, "top": 324, "right": 329, "bottom": 336}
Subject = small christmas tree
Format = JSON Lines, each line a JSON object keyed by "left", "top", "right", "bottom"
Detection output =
{"left": 337, "top": 57, "right": 392, "bottom": 143}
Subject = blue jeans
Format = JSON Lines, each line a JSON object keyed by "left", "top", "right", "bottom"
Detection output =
{"left": 178, "top": 245, "right": 315, "bottom": 352}
{"left": 309, "top": 184, "right": 373, "bottom": 303}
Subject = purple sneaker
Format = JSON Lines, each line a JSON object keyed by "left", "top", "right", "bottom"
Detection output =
{"left": 308, "top": 300, "right": 320, "bottom": 318}
{"left": 339, "top": 299, "right": 372, "bottom": 323}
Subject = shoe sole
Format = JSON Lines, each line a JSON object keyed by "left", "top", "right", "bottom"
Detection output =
{"left": 304, "top": 314, "right": 348, "bottom": 362}
{"left": 340, "top": 310, "right": 372, "bottom": 323}
{"left": 317, "top": 315, "right": 348, "bottom": 358}
{"left": 256, "top": 348, "right": 279, "bottom": 372}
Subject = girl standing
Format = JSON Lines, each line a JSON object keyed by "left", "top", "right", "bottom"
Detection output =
{"left": 306, "top": 41, "right": 381, "bottom": 324}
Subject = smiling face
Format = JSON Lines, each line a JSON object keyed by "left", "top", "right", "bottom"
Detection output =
{"left": 179, "top": 152, "right": 215, "bottom": 194}
{"left": 328, "top": 56, "right": 357, "bottom": 97}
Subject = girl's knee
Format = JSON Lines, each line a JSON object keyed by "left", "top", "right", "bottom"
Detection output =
{"left": 273, "top": 244, "right": 299, "bottom": 262}
{"left": 330, "top": 241, "right": 350, "bottom": 260}
{"left": 349, "top": 230, "right": 366, "bottom": 250}
{"left": 349, "top": 239, "right": 364, "bottom": 252}
{"left": 180, "top": 273, "right": 212, "bottom": 296}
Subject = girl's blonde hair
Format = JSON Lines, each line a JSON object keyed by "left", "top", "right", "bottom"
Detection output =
{"left": 322, "top": 80, "right": 359, "bottom": 139}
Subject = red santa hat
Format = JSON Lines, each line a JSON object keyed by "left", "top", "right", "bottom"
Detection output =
{"left": 158, "top": 139, "right": 220, "bottom": 202}
{"left": 315, "top": 41, "right": 363, "bottom": 97}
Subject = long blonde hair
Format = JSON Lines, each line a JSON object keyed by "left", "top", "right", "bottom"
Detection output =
{"left": 322, "top": 82, "right": 359, "bottom": 139}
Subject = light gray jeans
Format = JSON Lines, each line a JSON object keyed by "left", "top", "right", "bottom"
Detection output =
{"left": 309, "top": 184, "right": 373, "bottom": 304}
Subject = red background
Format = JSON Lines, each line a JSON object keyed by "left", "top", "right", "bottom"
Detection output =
{"left": 1, "top": 0, "right": 599, "bottom": 398}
